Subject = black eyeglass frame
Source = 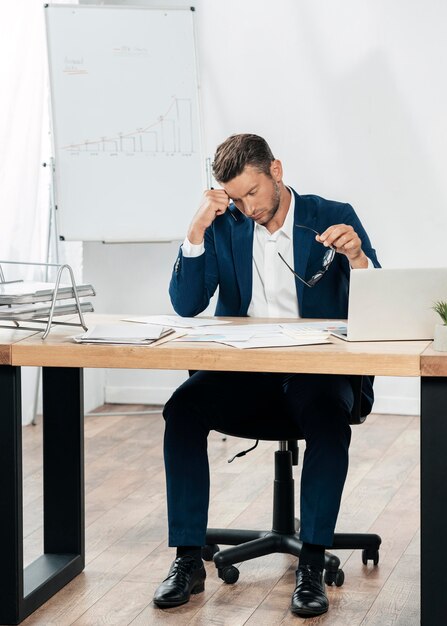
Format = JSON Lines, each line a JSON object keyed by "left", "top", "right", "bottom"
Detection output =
{"left": 278, "top": 224, "right": 336, "bottom": 288}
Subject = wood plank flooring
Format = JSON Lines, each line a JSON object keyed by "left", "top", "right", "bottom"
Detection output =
{"left": 18, "top": 407, "right": 420, "bottom": 626}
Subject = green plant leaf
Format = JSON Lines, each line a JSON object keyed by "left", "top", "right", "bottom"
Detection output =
{"left": 432, "top": 300, "right": 447, "bottom": 325}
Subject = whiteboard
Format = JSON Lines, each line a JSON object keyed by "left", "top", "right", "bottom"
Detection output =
{"left": 44, "top": 5, "right": 204, "bottom": 242}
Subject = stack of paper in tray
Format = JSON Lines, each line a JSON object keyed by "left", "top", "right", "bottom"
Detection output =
{"left": 0, "top": 280, "right": 95, "bottom": 321}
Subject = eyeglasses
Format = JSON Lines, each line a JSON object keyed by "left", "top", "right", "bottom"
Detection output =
{"left": 278, "top": 224, "right": 336, "bottom": 288}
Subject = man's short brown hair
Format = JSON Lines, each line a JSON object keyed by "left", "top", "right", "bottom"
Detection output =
{"left": 212, "top": 134, "right": 275, "bottom": 183}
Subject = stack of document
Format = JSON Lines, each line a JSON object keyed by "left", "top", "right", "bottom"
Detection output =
{"left": 0, "top": 281, "right": 96, "bottom": 304}
{"left": 0, "top": 280, "right": 96, "bottom": 323}
{"left": 0, "top": 301, "right": 94, "bottom": 321}
{"left": 74, "top": 323, "right": 176, "bottom": 345}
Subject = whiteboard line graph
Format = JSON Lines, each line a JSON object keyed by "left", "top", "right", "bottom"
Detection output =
{"left": 62, "top": 97, "right": 195, "bottom": 155}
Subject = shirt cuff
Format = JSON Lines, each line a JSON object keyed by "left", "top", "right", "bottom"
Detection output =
{"left": 350, "top": 257, "right": 375, "bottom": 269}
{"left": 182, "top": 236, "right": 205, "bottom": 258}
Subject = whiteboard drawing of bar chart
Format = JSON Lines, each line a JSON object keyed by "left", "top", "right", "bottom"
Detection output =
{"left": 45, "top": 5, "right": 204, "bottom": 242}
{"left": 63, "top": 97, "right": 194, "bottom": 155}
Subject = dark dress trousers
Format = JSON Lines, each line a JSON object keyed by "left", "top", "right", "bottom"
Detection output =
{"left": 164, "top": 189, "right": 380, "bottom": 547}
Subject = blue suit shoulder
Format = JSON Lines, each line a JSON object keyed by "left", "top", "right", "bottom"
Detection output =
{"left": 300, "top": 193, "right": 355, "bottom": 213}
{"left": 297, "top": 193, "right": 360, "bottom": 227}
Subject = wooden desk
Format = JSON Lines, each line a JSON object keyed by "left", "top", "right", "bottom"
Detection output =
{"left": 0, "top": 326, "right": 40, "bottom": 365}
{"left": 11, "top": 315, "right": 426, "bottom": 375}
{"left": 421, "top": 343, "right": 447, "bottom": 377}
{"left": 419, "top": 345, "right": 447, "bottom": 625}
{"left": 1, "top": 316, "right": 445, "bottom": 625}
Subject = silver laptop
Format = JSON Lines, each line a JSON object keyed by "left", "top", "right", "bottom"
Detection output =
{"left": 331, "top": 267, "right": 447, "bottom": 341}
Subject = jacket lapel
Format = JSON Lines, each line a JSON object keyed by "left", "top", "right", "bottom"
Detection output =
{"left": 230, "top": 210, "right": 254, "bottom": 314}
{"left": 292, "top": 190, "right": 317, "bottom": 311}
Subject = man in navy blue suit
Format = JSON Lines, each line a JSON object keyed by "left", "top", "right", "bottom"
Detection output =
{"left": 153, "top": 134, "right": 380, "bottom": 617}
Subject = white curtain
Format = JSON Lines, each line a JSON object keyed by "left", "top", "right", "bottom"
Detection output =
{"left": 0, "top": 1, "right": 78, "bottom": 423}
{"left": 0, "top": 1, "right": 50, "bottom": 267}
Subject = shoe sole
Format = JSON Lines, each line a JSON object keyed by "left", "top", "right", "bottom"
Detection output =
{"left": 290, "top": 606, "right": 328, "bottom": 617}
{"left": 153, "top": 582, "right": 205, "bottom": 608}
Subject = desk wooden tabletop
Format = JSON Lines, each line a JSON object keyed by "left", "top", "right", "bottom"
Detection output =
{"left": 421, "top": 344, "right": 447, "bottom": 376}
{"left": 0, "top": 325, "right": 41, "bottom": 365}
{"left": 8, "top": 314, "right": 430, "bottom": 376}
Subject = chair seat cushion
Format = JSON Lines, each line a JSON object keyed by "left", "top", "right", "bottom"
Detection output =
{"left": 214, "top": 417, "right": 304, "bottom": 442}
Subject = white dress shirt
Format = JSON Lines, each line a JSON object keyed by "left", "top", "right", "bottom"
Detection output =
{"left": 247, "top": 189, "right": 298, "bottom": 317}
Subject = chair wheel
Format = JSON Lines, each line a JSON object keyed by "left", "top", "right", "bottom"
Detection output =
{"left": 362, "top": 548, "right": 379, "bottom": 566}
{"left": 202, "top": 544, "right": 219, "bottom": 561}
{"left": 218, "top": 565, "right": 239, "bottom": 584}
{"left": 324, "top": 568, "right": 344, "bottom": 587}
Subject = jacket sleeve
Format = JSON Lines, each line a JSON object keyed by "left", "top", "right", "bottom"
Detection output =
{"left": 338, "top": 203, "right": 381, "bottom": 277}
{"left": 168, "top": 228, "right": 220, "bottom": 317}
{"left": 345, "top": 204, "right": 380, "bottom": 267}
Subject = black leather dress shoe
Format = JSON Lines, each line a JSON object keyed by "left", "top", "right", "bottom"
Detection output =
{"left": 290, "top": 564, "right": 328, "bottom": 617}
{"left": 153, "top": 556, "right": 206, "bottom": 608}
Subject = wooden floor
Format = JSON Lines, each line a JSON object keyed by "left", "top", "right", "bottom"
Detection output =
{"left": 19, "top": 406, "right": 420, "bottom": 626}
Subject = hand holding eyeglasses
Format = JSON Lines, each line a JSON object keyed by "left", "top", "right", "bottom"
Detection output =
{"left": 317, "top": 224, "right": 368, "bottom": 269}
{"left": 279, "top": 222, "right": 368, "bottom": 287}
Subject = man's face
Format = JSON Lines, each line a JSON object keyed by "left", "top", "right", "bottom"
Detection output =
{"left": 222, "top": 164, "right": 281, "bottom": 227}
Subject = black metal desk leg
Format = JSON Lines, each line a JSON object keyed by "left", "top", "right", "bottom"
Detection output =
{"left": 0, "top": 366, "right": 24, "bottom": 624}
{"left": 42, "top": 366, "right": 85, "bottom": 559}
{"left": 0, "top": 365, "right": 85, "bottom": 624}
{"left": 421, "top": 376, "right": 447, "bottom": 626}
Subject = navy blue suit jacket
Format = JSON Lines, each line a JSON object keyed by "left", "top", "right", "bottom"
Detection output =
{"left": 169, "top": 188, "right": 381, "bottom": 413}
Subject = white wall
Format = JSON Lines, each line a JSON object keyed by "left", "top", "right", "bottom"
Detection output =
{"left": 81, "top": 0, "right": 447, "bottom": 414}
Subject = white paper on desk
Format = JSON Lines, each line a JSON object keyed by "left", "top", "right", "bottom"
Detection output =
{"left": 280, "top": 321, "right": 346, "bottom": 332}
{"left": 120, "top": 315, "right": 231, "bottom": 329}
{"left": 186, "top": 323, "right": 284, "bottom": 336}
{"left": 174, "top": 332, "right": 255, "bottom": 342}
{"left": 176, "top": 326, "right": 332, "bottom": 348}
{"left": 73, "top": 323, "right": 172, "bottom": 344}
{"left": 222, "top": 335, "right": 332, "bottom": 349}
{"left": 174, "top": 322, "right": 334, "bottom": 347}
{"left": 175, "top": 323, "right": 287, "bottom": 341}
{"left": 280, "top": 328, "right": 330, "bottom": 341}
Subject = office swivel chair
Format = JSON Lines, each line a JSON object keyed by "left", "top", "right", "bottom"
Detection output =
{"left": 202, "top": 375, "right": 382, "bottom": 587}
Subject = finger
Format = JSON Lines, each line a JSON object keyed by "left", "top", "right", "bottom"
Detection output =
{"left": 321, "top": 225, "right": 352, "bottom": 247}
{"left": 319, "top": 228, "right": 343, "bottom": 247}
{"left": 203, "top": 189, "right": 230, "bottom": 213}
{"left": 331, "top": 232, "right": 357, "bottom": 250}
{"left": 340, "top": 236, "right": 361, "bottom": 251}
{"left": 318, "top": 225, "right": 341, "bottom": 241}
{"left": 335, "top": 236, "right": 363, "bottom": 258}
{"left": 206, "top": 194, "right": 229, "bottom": 207}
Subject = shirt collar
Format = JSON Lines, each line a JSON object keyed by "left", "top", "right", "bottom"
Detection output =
{"left": 282, "top": 187, "right": 295, "bottom": 240}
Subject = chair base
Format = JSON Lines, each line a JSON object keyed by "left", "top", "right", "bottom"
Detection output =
{"left": 204, "top": 448, "right": 381, "bottom": 587}
{"left": 205, "top": 526, "right": 381, "bottom": 586}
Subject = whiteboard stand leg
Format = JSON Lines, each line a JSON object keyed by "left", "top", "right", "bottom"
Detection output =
{"left": 31, "top": 367, "right": 41, "bottom": 426}
{"left": 33, "top": 158, "right": 59, "bottom": 425}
